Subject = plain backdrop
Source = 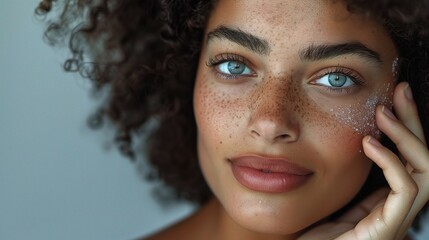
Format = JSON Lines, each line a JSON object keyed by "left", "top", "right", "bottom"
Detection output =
{"left": 0, "top": 1, "right": 195, "bottom": 240}
{"left": 1, "top": 1, "right": 428, "bottom": 240}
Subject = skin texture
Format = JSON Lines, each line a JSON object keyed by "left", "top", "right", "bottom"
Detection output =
{"left": 193, "top": 0, "right": 397, "bottom": 237}
{"left": 147, "top": 0, "right": 429, "bottom": 239}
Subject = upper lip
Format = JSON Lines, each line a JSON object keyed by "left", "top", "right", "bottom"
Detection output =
{"left": 228, "top": 154, "right": 313, "bottom": 175}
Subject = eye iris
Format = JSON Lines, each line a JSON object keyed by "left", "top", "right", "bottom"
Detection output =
{"left": 328, "top": 73, "right": 347, "bottom": 87}
{"left": 227, "top": 61, "right": 246, "bottom": 74}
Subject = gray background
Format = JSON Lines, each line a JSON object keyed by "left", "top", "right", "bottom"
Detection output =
{"left": 1, "top": 1, "right": 428, "bottom": 240}
{"left": 0, "top": 1, "right": 194, "bottom": 239}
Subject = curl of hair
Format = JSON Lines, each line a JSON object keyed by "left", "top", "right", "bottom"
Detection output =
{"left": 37, "top": 0, "right": 429, "bottom": 231}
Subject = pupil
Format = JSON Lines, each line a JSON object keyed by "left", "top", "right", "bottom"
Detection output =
{"left": 328, "top": 73, "right": 347, "bottom": 87}
{"left": 227, "top": 61, "right": 245, "bottom": 74}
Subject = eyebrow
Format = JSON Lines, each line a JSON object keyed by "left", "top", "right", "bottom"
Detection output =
{"left": 207, "top": 26, "right": 382, "bottom": 64}
{"left": 207, "top": 25, "right": 270, "bottom": 55}
{"left": 299, "top": 42, "right": 382, "bottom": 64}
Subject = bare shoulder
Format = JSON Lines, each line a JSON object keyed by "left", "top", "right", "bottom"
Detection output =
{"left": 138, "top": 199, "right": 217, "bottom": 240}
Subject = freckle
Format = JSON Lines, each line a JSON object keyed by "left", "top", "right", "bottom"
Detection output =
{"left": 220, "top": 141, "right": 222, "bottom": 144}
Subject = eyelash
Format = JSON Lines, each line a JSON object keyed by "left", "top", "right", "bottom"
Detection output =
{"left": 206, "top": 53, "right": 246, "bottom": 66}
{"left": 206, "top": 53, "right": 365, "bottom": 94}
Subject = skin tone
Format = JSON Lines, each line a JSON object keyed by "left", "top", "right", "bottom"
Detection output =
{"left": 147, "top": 0, "right": 429, "bottom": 239}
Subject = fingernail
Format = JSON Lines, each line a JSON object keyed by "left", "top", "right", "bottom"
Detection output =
{"left": 382, "top": 105, "right": 397, "bottom": 120}
{"left": 367, "top": 136, "right": 383, "bottom": 147}
{"left": 404, "top": 83, "right": 413, "bottom": 101}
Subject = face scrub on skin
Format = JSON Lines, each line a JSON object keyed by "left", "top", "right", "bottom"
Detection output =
{"left": 327, "top": 81, "right": 393, "bottom": 137}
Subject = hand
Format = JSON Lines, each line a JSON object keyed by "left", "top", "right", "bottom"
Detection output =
{"left": 298, "top": 82, "right": 429, "bottom": 240}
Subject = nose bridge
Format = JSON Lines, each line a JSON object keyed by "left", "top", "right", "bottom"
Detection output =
{"left": 251, "top": 84, "right": 284, "bottom": 117}
{"left": 248, "top": 75, "right": 300, "bottom": 143}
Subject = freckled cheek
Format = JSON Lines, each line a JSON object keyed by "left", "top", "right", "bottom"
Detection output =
{"left": 305, "top": 105, "right": 365, "bottom": 151}
{"left": 297, "top": 92, "right": 368, "bottom": 158}
{"left": 194, "top": 78, "right": 245, "bottom": 145}
{"left": 321, "top": 125, "right": 366, "bottom": 156}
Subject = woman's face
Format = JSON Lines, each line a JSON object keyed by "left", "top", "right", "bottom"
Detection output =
{"left": 194, "top": 0, "right": 397, "bottom": 235}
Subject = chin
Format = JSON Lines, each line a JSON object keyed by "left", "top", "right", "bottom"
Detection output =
{"left": 221, "top": 194, "right": 320, "bottom": 236}
{"left": 232, "top": 210, "right": 310, "bottom": 236}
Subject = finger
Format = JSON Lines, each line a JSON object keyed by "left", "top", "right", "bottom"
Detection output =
{"left": 393, "top": 82, "right": 426, "bottom": 145}
{"left": 362, "top": 136, "right": 418, "bottom": 227}
{"left": 391, "top": 82, "right": 426, "bottom": 174}
{"left": 376, "top": 97, "right": 429, "bottom": 239}
{"left": 376, "top": 105, "right": 429, "bottom": 174}
{"left": 337, "top": 137, "right": 418, "bottom": 240}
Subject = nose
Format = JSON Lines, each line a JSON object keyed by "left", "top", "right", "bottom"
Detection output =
{"left": 248, "top": 81, "right": 300, "bottom": 144}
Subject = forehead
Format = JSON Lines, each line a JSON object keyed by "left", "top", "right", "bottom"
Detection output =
{"left": 210, "top": 0, "right": 328, "bottom": 26}
{"left": 205, "top": 0, "right": 396, "bottom": 59}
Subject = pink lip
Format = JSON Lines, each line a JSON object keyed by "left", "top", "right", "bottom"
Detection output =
{"left": 229, "top": 155, "right": 313, "bottom": 193}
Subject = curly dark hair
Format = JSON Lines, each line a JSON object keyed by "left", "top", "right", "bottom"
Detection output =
{"left": 36, "top": 0, "right": 429, "bottom": 232}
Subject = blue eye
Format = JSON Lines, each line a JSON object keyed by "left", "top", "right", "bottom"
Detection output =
{"left": 217, "top": 60, "right": 253, "bottom": 75}
{"left": 316, "top": 72, "right": 356, "bottom": 88}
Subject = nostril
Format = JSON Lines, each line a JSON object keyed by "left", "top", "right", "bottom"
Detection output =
{"left": 279, "top": 134, "right": 288, "bottom": 138}
{"left": 277, "top": 134, "right": 290, "bottom": 140}
{"left": 249, "top": 119, "right": 299, "bottom": 143}
{"left": 251, "top": 130, "right": 261, "bottom": 137}
{"left": 251, "top": 129, "right": 292, "bottom": 141}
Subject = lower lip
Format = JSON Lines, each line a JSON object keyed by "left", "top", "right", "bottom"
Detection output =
{"left": 230, "top": 164, "right": 311, "bottom": 193}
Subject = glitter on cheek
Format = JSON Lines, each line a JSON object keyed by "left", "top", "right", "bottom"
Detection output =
{"left": 392, "top": 57, "right": 399, "bottom": 80}
{"left": 328, "top": 82, "right": 394, "bottom": 138}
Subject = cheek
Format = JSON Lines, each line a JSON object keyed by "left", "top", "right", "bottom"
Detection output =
{"left": 194, "top": 73, "right": 248, "bottom": 197}
{"left": 300, "top": 93, "right": 373, "bottom": 202}
{"left": 305, "top": 117, "right": 372, "bottom": 219}
{"left": 311, "top": 81, "right": 395, "bottom": 138}
{"left": 302, "top": 96, "right": 369, "bottom": 165}
{"left": 193, "top": 74, "right": 244, "bottom": 149}
{"left": 312, "top": 119, "right": 371, "bottom": 176}
{"left": 194, "top": 79, "right": 217, "bottom": 137}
